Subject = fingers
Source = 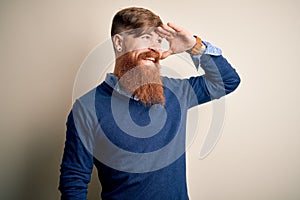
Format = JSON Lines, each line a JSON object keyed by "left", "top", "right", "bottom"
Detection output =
{"left": 156, "top": 27, "right": 172, "bottom": 38}
{"left": 161, "top": 24, "right": 177, "bottom": 34}
{"left": 155, "top": 22, "right": 184, "bottom": 59}
{"left": 156, "top": 22, "right": 180, "bottom": 39}
{"left": 166, "top": 22, "right": 183, "bottom": 32}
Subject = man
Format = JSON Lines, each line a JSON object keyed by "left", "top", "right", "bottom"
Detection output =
{"left": 59, "top": 7, "right": 240, "bottom": 200}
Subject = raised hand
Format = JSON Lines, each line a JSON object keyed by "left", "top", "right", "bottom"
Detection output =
{"left": 156, "top": 22, "right": 196, "bottom": 59}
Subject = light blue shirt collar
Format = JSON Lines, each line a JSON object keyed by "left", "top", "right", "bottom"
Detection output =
{"left": 105, "top": 73, "right": 139, "bottom": 100}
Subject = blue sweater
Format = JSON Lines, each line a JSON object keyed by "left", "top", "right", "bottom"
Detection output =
{"left": 59, "top": 52, "right": 240, "bottom": 200}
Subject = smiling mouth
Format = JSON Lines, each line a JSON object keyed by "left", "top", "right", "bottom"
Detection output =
{"left": 144, "top": 57, "right": 156, "bottom": 62}
{"left": 137, "top": 49, "right": 160, "bottom": 65}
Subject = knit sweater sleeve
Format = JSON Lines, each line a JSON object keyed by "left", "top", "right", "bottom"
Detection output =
{"left": 187, "top": 53, "right": 241, "bottom": 108}
{"left": 59, "top": 100, "right": 95, "bottom": 200}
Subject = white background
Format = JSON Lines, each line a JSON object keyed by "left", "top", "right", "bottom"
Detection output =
{"left": 0, "top": 0, "right": 299, "bottom": 199}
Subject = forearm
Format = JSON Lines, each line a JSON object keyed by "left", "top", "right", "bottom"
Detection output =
{"left": 187, "top": 41, "right": 240, "bottom": 105}
{"left": 59, "top": 112, "right": 94, "bottom": 200}
{"left": 194, "top": 40, "right": 240, "bottom": 96}
{"left": 200, "top": 54, "right": 240, "bottom": 98}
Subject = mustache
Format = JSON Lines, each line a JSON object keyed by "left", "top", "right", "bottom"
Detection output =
{"left": 137, "top": 49, "right": 161, "bottom": 63}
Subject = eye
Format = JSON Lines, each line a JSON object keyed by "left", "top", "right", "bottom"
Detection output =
{"left": 157, "top": 38, "right": 162, "bottom": 44}
{"left": 141, "top": 34, "right": 151, "bottom": 40}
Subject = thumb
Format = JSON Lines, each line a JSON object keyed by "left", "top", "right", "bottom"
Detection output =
{"left": 160, "top": 49, "right": 173, "bottom": 60}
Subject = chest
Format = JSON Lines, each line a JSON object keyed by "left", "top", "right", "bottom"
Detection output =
{"left": 95, "top": 91, "right": 185, "bottom": 153}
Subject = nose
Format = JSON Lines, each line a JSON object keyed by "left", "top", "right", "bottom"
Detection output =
{"left": 149, "top": 42, "right": 162, "bottom": 57}
{"left": 149, "top": 44, "right": 161, "bottom": 54}
{"left": 148, "top": 47, "right": 162, "bottom": 59}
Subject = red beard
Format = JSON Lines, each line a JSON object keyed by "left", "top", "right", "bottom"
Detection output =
{"left": 113, "top": 49, "right": 165, "bottom": 106}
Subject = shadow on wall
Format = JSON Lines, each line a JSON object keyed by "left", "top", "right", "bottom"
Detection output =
{"left": 88, "top": 167, "right": 102, "bottom": 199}
{"left": 16, "top": 126, "right": 63, "bottom": 200}
{"left": 6, "top": 124, "right": 101, "bottom": 200}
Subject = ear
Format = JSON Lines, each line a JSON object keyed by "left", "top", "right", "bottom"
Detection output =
{"left": 112, "top": 34, "right": 123, "bottom": 51}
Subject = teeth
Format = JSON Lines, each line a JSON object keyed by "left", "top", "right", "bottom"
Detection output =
{"left": 145, "top": 57, "right": 155, "bottom": 61}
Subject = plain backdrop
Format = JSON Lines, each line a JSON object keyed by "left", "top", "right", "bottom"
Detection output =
{"left": 1, "top": 0, "right": 299, "bottom": 199}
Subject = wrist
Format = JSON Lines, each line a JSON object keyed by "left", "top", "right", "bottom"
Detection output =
{"left": 186, "top": 35, "right": 206, "bottom": 55}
